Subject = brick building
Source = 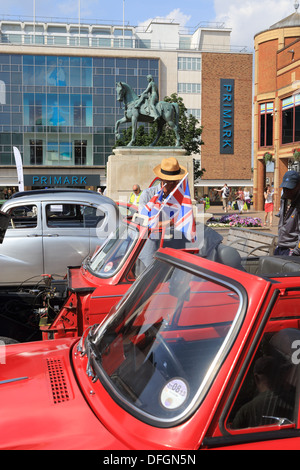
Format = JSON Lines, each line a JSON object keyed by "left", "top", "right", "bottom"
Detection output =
{"left": 254, "top": 6, "right": 300, "bottom": 210}
{"left": 200, "top": 53, "right": 253, "bottom": 193}
{"left": 0, "top": 17, "right": 252, "bottom": 198}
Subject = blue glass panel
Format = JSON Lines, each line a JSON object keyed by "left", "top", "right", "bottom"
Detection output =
{"left": 35, "top": 66, "right": 46, "bottom": 85}
{"left": 23, "top": 56, "right": 34, "bottom": 65}
{"left": 59, "top": 94, "right": 69, "bottom": 106}
{"left": 81, "top": 68, "right": 92, "bottom": 86}
{"left": 82, "top": 57, "right": 92, "bottom": 67}
{"left": 47, "top": 63, "right": 68, "bottom": 86}
{"left": 86, "top": 108, "right": 93, "bottom": 126}
{"left": 59, "top": 142, "right": 72, "bottom": 161}
{"left": 70, "top": 70, "right": 81, "bottom": 86}
{"left": 58, "top": 56, "right": 69, "bottom": 67}
{"left": 47, "top": 56, "right": 57, "bottom": 66}
{"left": 82, "top": 95, "right": 92, "bottom": 107}
{"left": 104, "top": 58, "right": 115, "bottom": 67}
{"left": 94, "top": 75, "right": 104, "bottom": 87}
{"left": 116, "top": 58, "right": 126, "bottom": 67}
{"left": 35, "top": 56, "right": 46, "bottom": 65}
{"left": 93, "top": 58, "right": 103, "bottom": 67}
{"left": 70, "top": 57, "right": 80, "bottom": 67}
{"left": 23, "top": 66, "right": 34, "bottom": 85}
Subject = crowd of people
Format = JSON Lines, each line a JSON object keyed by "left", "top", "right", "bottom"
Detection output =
{"left": 0, "top": 187, "right": 18, "bottom": 200}
{"left": 194, "top": 185, "right": 253, "bottom": 214}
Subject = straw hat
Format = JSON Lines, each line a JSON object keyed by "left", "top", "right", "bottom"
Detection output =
{"left": 153, "top": 157, "right": 187, "bottom": 181}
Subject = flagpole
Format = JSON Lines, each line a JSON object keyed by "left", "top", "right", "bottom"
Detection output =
{"left": 33, "top": 0, "right": 35, "bottom": 43}
{"left": 78, "top": 0, "right": 81, "bottom": 45}
{"left": 123, "top": 0, "right": 125, "bottom": 48}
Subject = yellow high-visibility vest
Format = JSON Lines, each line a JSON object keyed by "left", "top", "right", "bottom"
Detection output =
{"left": 129, "top": 192, "right": 141, "bottom": 205}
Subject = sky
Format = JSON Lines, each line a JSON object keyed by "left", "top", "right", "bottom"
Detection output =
{"left": 0, "top": 0, "right": 297, "bottom": 51}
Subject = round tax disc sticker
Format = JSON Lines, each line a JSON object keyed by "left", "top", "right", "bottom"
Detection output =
{"left": 160, "top": 378, "right": 189, "bottom": 410}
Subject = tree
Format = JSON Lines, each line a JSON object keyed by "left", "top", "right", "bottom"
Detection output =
{"left": 193, "top": 158, "right": 206, "bottom": 181}
{"left": 115, "top": 93, "right": 204, "bottom": 157}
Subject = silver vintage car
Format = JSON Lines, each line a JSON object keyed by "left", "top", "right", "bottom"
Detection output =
{"left": 0, "top": 189, "right": 119, "bottom": 286}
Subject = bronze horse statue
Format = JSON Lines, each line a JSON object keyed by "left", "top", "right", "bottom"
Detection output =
{"left": 115, "top": 81, "right": 181, "bottom": 147}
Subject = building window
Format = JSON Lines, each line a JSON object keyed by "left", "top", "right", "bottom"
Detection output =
{"left": 260, "top": 103, "right": 273, "bottom": 147}
{"left": 75, "top": 140, "right": 87, "bottom": 165}
{"left": 178, "top": 83, "right": 201, "bottom": 94}
{"left": 282, "top": 94, "right": 300, "bottom": 145}
{"left": 187, "top": 109, "right": 201, "bottom": 120}
{"left": 178, "top": 57, "right": 201, "bottom": 71}
{"left": 30, "top": 140, "right": 43, "bottom": 165}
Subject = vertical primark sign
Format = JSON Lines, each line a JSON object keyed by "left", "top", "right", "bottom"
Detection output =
{"left": 220, "top": 79, "right": 234, "bottom": 154}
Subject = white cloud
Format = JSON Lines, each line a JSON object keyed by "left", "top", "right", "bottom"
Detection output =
{"left": 214, "top": 0, "right": 293, "bottom": 49}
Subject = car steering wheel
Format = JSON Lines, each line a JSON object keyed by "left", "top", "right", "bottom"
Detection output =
{"left": 155, "top": 333, "right": 186, "bottom": 379}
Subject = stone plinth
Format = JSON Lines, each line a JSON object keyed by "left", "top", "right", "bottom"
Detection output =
{"left": 106, "top": 147, "right": 195, "bottom": 203}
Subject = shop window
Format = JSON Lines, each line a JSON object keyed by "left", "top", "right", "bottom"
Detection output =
{"left": 259, "top": 103, "right": 273, "bottom": 147}
{"left": 282, "top": 95, "right": 300, "bottom": 145}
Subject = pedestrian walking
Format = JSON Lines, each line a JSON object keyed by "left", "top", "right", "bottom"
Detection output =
{"left": 264, "top": 184, "right": 274, "bottom": 226}
{"left": 235, "top": 187, "right": 245, "bottom": 214}
{"left": 214, "top": 184, "right": 230, "bottom": 213}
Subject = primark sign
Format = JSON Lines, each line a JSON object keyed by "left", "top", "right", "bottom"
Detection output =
{"left": 24, "top": 174, "right": 100, "bottom": 187}
{"left": 220, "top": 78, "right": 234, "bottom": 155}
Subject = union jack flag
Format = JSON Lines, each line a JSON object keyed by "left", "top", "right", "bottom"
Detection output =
{"left": 168, "top": 175, "right": 197, "bottom": 242}
{"left": 140, "top": 186, "right": 165, "bottom": 229}
{"left": 140, "top": 175, "right": 196, "bottom": 242}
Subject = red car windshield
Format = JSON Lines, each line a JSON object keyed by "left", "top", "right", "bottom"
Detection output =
{"left": 89, "top": 257, "right": 245, "bottom": 426}
{"left": 88, "top": 222, "right": 139, "bottom": 277}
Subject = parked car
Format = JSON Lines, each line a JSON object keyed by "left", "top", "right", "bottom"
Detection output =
{"left": 0, "top": 210, "right": 10, "bottom": 243}
{"left": 0, "top": 189, "right": 119, "bottom": 286}
{"left": 2, "top": 247, "right": 300, "bottom": 449}
{"left": 0, "top": 213, "right": 209, "bottom": 343}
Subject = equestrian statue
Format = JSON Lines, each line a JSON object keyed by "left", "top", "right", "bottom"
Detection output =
{"left": 115, "top": 75, "right": 181, "bottom": 147}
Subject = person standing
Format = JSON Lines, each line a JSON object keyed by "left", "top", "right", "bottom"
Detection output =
{"left": 214, "top": 184, "right": 230, "bottom": 213}
{"left": 235, "top": 187, "right": 245, "bottom": 214}
{"left": 138, "top": 157, "right": 188, "bottom": 269}
{"left": 204, "top": 194, "right": 210, "bottom": 212}
{"left": 264, "top": 184, "right": 274, "bottom": 226}
{"left": 129, "top": 184, "right": 142, "bottom": 206}
{"left": 274, "top": 170, "right": 300, "bottom": 256}
{"left": 244, "top": 187, "right": 251, "bottom": 211}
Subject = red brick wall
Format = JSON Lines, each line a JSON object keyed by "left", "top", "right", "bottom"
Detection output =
{"left": 201, "top": 53, "right": 253, "bottom": 181}
{"left": 257, "top": 40, "right": 278, "bottom": 94}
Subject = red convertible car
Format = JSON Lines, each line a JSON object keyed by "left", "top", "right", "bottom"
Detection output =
{"left": 1, "top": 247, "right": 300, "bottom": 449}
{"left": 1, "top": 212, "right": 216, "bottom": 343}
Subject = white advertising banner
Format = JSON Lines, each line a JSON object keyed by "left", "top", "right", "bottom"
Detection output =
{"left": 13, "top": 146, "right": 24, "bottom": 192}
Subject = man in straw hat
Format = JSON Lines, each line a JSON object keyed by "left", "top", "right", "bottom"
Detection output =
{"left": 136, "top": 156, "right": 223, "bottom": 275}
{"left": 139, "top": 156, "right": 187, "bottom": 211}
{"left": 136, "top": 157, "right": 189, "bottom": 273}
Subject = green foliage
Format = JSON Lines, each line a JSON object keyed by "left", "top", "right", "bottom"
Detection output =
{"left": 115, "top": 93, "right": 204, "bottom": 156}
{"left": 193, "top": 158, "right": 206, "bottom": 180}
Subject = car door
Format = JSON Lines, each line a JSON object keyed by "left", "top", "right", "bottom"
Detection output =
{"left": 42, "top": 201, "right": 105, "bottom": 276}
{"left": 0, "top": 202, "right": 43, "bottom": 285}
{"left": 204, "top": 279, "right": 300, "bottom": 450}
